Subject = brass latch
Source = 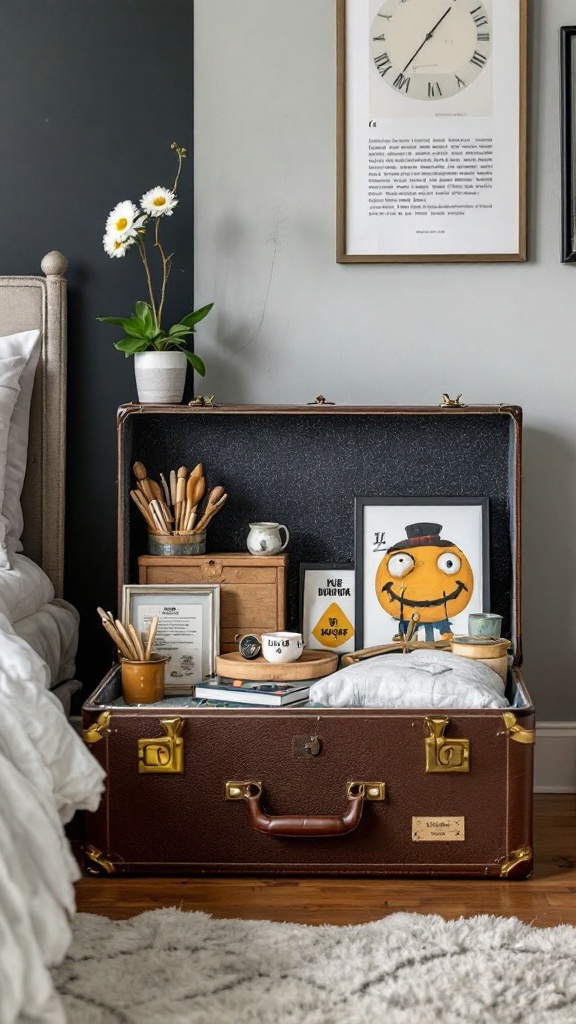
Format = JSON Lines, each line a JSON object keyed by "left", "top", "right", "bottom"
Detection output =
{"left": 424, "top": 717, "right": 470, "bottom": 773}
{"left": 188, "top": 394, "right": 215, "bottom": 406}
{"left": 138, "top": 718, "right": 184, "bottom": 774}
{"left": 440, "top": 393, "right": 465, "bottom": 408}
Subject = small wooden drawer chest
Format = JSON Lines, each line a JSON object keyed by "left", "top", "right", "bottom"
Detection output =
{"left": 138, "top": 553, "right": 288, "bottom": 653}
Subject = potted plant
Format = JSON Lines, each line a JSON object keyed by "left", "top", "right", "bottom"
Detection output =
{"left": 98, "top": 143, "right": 213, "bottom": 403}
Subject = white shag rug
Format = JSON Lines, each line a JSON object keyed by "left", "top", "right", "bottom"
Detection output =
{"left": 52, "top": 909, "right": 576, "bottom": 1024}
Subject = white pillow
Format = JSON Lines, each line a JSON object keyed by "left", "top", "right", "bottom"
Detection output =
{"left": 0, "top": 330, "right": 40, "bottom": 564}
{"left": 308, "top": 649, "right": 509, "bottom": 709}
{"left": 0, "top": 333, "right": 38, "bottom": 568}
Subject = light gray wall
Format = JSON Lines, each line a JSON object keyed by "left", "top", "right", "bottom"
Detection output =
{"left": 194, "top": 0, "right": 576, "bottom": 720}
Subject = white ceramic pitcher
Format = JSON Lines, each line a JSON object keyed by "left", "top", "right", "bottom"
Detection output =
{"left": 247, "top": 521, "right": 290, "bottom": 556}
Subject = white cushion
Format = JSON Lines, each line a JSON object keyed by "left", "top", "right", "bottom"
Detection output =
{"left": 0, "top": 333, "right": 37, "bottom": 568}
{"left": 0, "top": 330, "right": 40, "bottom": 562}
{"left": 308, "top": 649, "right": 509, "bottom": 709}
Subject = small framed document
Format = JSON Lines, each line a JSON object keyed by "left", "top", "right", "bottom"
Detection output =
{"left": 337, "top": 0, "right": 527, "bottom": 262}
{"left": 299, "top": 563, "right": 356, "bottom": 653}
{"left": 122, "top": 584, "right": 220, "bottom": 687}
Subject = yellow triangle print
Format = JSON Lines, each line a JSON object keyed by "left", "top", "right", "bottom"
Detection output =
{"left": 312, "top": 602, "right": 355, "bottom": 649}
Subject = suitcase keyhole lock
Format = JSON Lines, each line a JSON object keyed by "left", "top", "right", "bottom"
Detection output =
{"left": 293, "top": 735, "right": 322, "bottom": 758}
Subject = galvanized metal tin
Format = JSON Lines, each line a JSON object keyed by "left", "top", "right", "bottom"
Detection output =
{"left": 147, "top": 531, "right": 206, "bottom": 556}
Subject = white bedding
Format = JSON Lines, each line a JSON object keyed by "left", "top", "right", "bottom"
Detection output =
{"left": 0, "top": 554, "right": 55, "bottom": 624}
{"left": 12, "top": 599, "right": 79, "bottom": 688}
{"left": 0, "top": 611, "right": 105, "bottom": 1024}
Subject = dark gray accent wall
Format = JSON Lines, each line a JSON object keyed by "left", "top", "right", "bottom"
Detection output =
{"left": 0, "top": 1, "right": 193, "bottom": 697}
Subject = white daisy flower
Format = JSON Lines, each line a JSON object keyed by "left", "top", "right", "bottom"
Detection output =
{"left": 103, "top": 232, "right": 135, "bottom": 258}
{"left": 105, "top": 200, "right": 144, "bottom": 239}
{"left": 140, "top": 186, "right": 178, "bottom": 218}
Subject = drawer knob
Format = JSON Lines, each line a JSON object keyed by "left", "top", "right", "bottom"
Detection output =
{"left": 201, "top": 559, "right": 223, "bottom": 579}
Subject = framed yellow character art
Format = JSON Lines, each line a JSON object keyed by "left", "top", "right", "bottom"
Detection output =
{"left": 355, "top": 497, "right": 490, "bottom": 648}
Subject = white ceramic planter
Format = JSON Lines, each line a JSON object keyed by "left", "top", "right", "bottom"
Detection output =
{"left": 134, "top": 350, "right": 187, "bottom": 404}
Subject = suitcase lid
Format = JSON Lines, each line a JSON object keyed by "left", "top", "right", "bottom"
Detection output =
{"left": 117, "top": 401, "right": 522, "bottom": 666}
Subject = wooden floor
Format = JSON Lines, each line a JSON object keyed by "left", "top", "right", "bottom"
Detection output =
{"left": 75, "top": 794, "right": 576, "bottom": 927}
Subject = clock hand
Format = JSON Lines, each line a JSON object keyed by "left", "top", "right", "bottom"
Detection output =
{"left": 401, "top": 7, "right": 453, "bottom": 74}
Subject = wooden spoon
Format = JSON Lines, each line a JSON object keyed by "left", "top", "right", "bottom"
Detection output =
{"left": 175, "top": 466, "right": 188, "bottom": 529}
{"left": 130, "top": 489, "right": 156, "bottom": 530}
{"left": 96, "top": 608, "right": 133, "bottom": 660}
{"left": 127, "top": 624, "right": 145, "bottom": 661}
{"left": 193, "top": 492, "right": 228, "bottom": 534}
{"left": 133, "top": 462, "right": 156, "bottom": 503}
{"left": 145, "top": 616, "right": 159, "bottom": 660}
{"left": 115, "top": 620, "right": 139, "bottom": 660}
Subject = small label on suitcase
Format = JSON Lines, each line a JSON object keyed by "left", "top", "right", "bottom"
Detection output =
{"left": 412, "top": 817, "right": 465, "bottom": 842}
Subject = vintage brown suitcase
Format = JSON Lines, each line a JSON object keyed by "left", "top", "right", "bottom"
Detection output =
{"left": 82, "top": 401, "right": 534, "bottom": 879}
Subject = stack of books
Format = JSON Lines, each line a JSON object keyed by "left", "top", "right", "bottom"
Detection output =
{"left": 194, "top": 676, "right": 310, "bottom": 706}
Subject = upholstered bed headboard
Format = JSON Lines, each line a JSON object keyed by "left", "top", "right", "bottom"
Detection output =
{"left": 0, "top": 251, "right": 68, "bottom": 597}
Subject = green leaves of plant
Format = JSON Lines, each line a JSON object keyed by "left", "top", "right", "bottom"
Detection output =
{"left": 98, "top": 300, "right": 212, "bottom": 368}
{"left": 180, "top": 303, "right": 214, "bottom": 329}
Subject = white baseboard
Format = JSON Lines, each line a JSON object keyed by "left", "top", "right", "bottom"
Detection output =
{"left": 534, "top": 722, "right": 576, "bottom": 793}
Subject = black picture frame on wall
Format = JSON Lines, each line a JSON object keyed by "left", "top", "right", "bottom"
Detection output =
{"left": 561, "top": 27, "right": 576, "bottom": 262}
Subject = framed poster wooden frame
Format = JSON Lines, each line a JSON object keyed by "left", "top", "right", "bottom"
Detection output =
{"left": 336, "top": 0, "right": 527, "bottom": 263}
{"left": 561, "top": 26, "right": 576, "bottom": 263}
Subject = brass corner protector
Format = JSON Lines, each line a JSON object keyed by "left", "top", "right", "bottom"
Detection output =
{"left": 500, "top": 846, "right": 533, "bottom": 878}
{"left": 82, "top": 711, "right": 111, "bottom": 745}
{"left": 502, "top": 712, "right": 535, "bottom": 745}
{"left": 83, "top": 844, "right": 116, "bottom": 875}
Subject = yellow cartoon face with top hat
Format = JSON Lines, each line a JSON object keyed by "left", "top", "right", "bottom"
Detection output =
{"left": 375, "top": 522, "right": 474, "bottom": 641}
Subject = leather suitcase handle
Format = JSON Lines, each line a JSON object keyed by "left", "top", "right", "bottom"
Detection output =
{"left": 242, "top": 783, "right": 365, "bottom": 838}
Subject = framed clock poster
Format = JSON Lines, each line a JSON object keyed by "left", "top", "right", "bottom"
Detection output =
{"left": 336, "top": 0, "right": 527, "bottom": 262}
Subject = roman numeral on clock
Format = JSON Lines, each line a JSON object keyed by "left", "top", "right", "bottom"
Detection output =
{"left": 428, "top": 81, "right": 442, "bottom": 98}
{"left": 455, "top": 74, "right": 466, "bottom": 89}
{"left": 374, "top": 52, "right": 393, "bottom": 76}
{"left": 393, "top": 72, "right": 410, "bottom": 93}
{"left": 373, "top": 33, "right": 387, "bottom": 41}
{"left": 470, "top": 50, "right": 487, "bottom": 68}
{"left": 476, "top": 31, "right": 490, "bottom": 42}
{"left": 470, "top": 6, "right": 488, "bottom": 26}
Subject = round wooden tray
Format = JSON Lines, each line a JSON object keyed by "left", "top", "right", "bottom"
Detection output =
{"left": 216, "top": 650, "right": 338, "bottom": 681}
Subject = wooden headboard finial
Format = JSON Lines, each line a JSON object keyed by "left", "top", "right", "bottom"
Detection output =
{"left": 41, "top": 251, "right": 68, "bottom": 278}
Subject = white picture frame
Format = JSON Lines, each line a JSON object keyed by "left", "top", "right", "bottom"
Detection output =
{"left": 337, "top": 0, "right": 527, "bottom": 262}
{"left": 122, "top": 584, "right": 220, "bottom": 687}
{"left": 300, "top": 563, "right": 356, "bottom": 653}
{"left": 355, "top": 497, "right": 490, "bottom": 648}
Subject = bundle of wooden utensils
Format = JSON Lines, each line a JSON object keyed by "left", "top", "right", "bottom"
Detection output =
{"left": 130, "top": 460, "right": 228, "bottom": 535}
{"left": 97, "top": 607, "right": 159, "bottom": 662}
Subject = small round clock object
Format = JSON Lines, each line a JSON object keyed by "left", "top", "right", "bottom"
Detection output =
{"left": 237, "top": 634, "right": 262, "bottom": 660}
{"left": 371, "top": 0, "right": 492, "bottom": 101}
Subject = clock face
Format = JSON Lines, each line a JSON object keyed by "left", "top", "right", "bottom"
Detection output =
{"left": 371, "top": 0, "right": 492, "bottom": 101}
